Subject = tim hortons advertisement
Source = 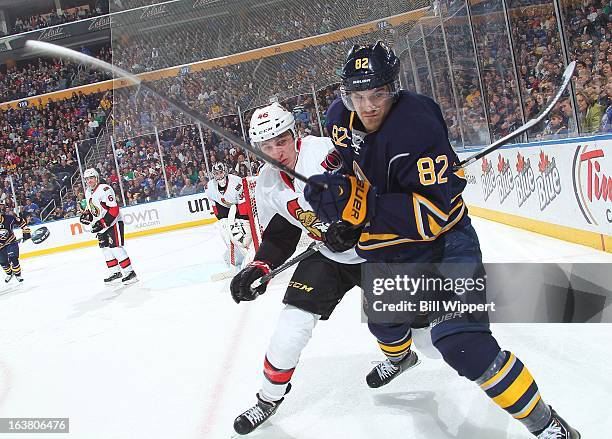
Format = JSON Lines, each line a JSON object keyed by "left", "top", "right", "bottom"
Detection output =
{"left": 459, "top": 138, "right": 611, "bottom": 236}
{"left": 20, "top": 193, "right": 215, "bottom": 256}
{"left": 573, "top": 142, "right": 612, "bottom": 228}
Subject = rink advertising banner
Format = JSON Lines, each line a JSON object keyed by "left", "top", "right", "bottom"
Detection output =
{"left": 362, "top": 263, "right": 612, "bottom": 324}
{"left": 0, "top": 15, "right": 110, "bottom": 54}
{"left": 458, "top": 136, "right": 612, "bottom": 249}
{"left": 20, "top": 193, "right": 215, "bottom": 257}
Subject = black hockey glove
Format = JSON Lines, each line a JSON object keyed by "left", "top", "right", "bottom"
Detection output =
{"left": 91, "top": 219, "right": 106, "bottom": 234}
{"left": 230, "top": 261, "right": 271, "bottom": 304}
{"left": 21, "top": 231, "right": 32, "bottom": 241}
{"left": 324, "top": 221, "right": 363, "bottom": 253}
{"left": 79, "top": 211, "right": 93, "bottom": 225}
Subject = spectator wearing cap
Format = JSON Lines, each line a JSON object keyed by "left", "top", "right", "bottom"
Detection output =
{"left": 541, "top": 112, "right": 569, "bottom": 139}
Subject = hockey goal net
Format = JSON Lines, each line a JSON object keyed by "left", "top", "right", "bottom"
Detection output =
{"left": 242, "top": 176, "right": 312, "bottom": 254}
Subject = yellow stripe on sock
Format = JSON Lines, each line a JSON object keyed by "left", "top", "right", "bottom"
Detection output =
{"left": 492, "top": 367, "right": 535, "bottom": 409}
{"left": 514, "top": 393, "right": 542, "bottom": 419}
{"left": 480, "top": 353, "right": 515, "bottom": 390}
{"left": 378, "top": 338, "right": 412, "bottom": 353}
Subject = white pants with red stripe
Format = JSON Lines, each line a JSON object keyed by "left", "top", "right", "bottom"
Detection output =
{"left": 260, "top": 305, "right": 320, "bottom": 402}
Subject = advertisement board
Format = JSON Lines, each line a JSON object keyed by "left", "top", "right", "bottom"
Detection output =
{"left": 21, "top": 193, "right": 216, "bottom": 258}
{"left": 458, "top": 136, "right": 611, "bottom": 251}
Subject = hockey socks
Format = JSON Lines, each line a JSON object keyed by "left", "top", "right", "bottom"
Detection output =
{"left": 477, "top": 350, "right": 551, "bottom": 433}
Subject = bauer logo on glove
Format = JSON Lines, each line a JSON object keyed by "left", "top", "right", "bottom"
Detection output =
{"left": 305, "top": 163, "right": 376, "bottom": 227}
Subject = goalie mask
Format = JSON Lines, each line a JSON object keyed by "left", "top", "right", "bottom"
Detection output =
{"left": 212, "top": 162, "right": 227, "bottom": 183}
{"left": 249, "top": 103, "right": 297, "bottom": 152}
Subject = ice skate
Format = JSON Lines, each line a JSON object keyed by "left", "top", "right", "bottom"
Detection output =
{"left": 534, "top": 407, "right": 580, "bottom": 438}
{"left": 366, "top": 350, "right": 420, "bottom": 388}
{"left": 121, "top": 271, "right": 138, "bottom": 285}
{"left": 104, "top": 272, "right": 122, "bottom": 284}
{"left": 233, "top": 384, "right": 291, "bottom": 435}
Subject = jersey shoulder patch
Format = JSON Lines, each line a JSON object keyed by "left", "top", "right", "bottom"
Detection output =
{"left": 321, "top": 149, "right": 342, "bottom": 171}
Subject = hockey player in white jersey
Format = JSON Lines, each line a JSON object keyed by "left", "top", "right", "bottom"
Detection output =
{"left": 79, "top": 168, "right": 137, "bottom": 284}
{"left": 204, "top": 162, "right": 252, "bottom": 268}
{"left": 229, "top": 103, "right": 418, "bottom": 435}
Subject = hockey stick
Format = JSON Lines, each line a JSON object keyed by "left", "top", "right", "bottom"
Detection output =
{"left": 250, "top": 241, "right": 325, "bottom": 291}
{"left": 455, "top": 61, "right": 576, "bottom": 170}
{"left": 24, "top": 40, "right": 324, "bottom": 189}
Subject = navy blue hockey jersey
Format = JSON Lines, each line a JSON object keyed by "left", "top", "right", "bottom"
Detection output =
{"left": 0, "top": 214, "right": 30, "bottom": 250}
{"left": 326, "top": 91, "right": 468, "bottom": 261}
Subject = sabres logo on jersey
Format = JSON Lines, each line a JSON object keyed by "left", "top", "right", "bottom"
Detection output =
{"left": 286, "top": 199, "right": 324, "bottom": 240}
{"left": 331, "top": 124, "right": 349, "bottom": 148}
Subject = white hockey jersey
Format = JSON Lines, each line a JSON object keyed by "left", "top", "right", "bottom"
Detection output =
{"left": 204, "top": 173, "right": 245, "bottom": 218}
{"left": 255, "top": 136, "right": 363, "bottom": 265}
{"left": 85, "top": 183, "right": 122, "bottom": 230}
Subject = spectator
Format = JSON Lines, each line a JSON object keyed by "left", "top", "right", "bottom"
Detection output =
{"left": 576, "top": 90, "right": 605, "bottom": 133}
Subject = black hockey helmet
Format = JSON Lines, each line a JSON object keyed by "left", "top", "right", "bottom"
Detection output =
{"left": 340, "top": 41, "right": 400, "bottom": 92}
{"left": 339, "top": 41, "right": 401, "bottom": 111}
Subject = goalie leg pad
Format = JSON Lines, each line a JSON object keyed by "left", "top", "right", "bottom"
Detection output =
{"left": 261, "top": 305, "right": 320, "bottom": 402}
{"left": 230, "top": 219, "right": 252, "bottom": 250}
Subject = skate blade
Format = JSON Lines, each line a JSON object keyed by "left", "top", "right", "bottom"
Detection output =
{"left": 104, "top": 278, "right": 123, "bottom": 286}
{"left": 122, "top": 277, "right": 139, "bottom": 285}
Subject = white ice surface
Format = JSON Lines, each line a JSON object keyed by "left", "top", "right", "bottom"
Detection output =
{"left": 0, "top": 217, "right": 610, "bottom": 439}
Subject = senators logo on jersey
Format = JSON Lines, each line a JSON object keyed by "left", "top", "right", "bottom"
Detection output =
{"left": 286, "top": 199, "right": 324, "bottom": 240}
{"left": 88, "top": 199, "right": 100, "bottom": 217}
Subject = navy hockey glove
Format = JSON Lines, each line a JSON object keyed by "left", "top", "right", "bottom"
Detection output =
{"left": 21, "top": 231, "right": 32, "bottom": 242}
{"left": 324, "top": 221, "right": 362, "bottom": 253}
{"left": 91, "top": 219, "right": 106, "bottom": 234}
{"left": 230, "top": 261, "right": 271, "bottom": 304}
{"left": 304, "top": 172, "right": 376, "bottom": 226}
{"left": 79, "top": 211, "right": 93, "bottom": 225}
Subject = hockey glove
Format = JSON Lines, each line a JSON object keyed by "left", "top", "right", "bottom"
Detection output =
{"left": 79, "top": 211, "right": 93, "bottom": 225}
{"left": 21, "top": 232, "right": 32, "bottom": 242}
{"left": 305, "top": 172, "right": 376, "bottom": 226}
{"left": 91, "top": 219, "right": 106, "bottom": 234}
{"left": 230, "top": 260, "right": 271, "bottom": 304}
{"left": 324, "top": 221, "right": 363, "bottom": 253}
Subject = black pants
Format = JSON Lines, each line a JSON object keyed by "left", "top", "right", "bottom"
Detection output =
{"left": 98, "top": 221, "right": 125, "bottom": 248}
{"left": 283, "top": 252, "right": 361, "bottom": 320}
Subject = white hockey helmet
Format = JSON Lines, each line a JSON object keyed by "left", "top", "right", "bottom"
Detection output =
{"left": 83, "top": 168, "right": 99, "bottom": 180}
{"left": 249, "top": 102, "right": 297, "bottom": 148}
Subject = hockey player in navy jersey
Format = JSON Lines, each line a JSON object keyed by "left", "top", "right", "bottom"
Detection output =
{"left": 230, "top": 103, "right": 394, "bottom": 435}
{"left": 0, "top": 211, "right": 31, "bottom": 283}
{"left": 304, "top": 41, "right": 579, "bottom": 438}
